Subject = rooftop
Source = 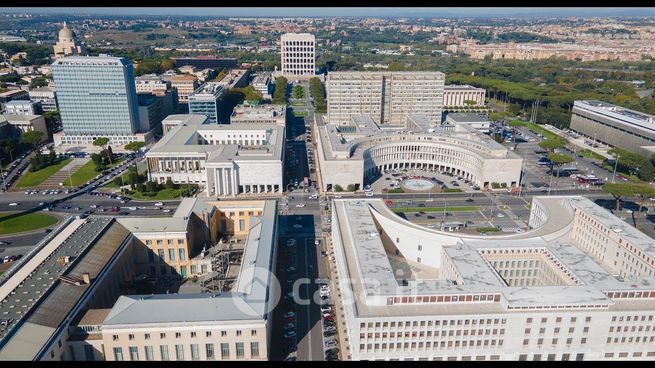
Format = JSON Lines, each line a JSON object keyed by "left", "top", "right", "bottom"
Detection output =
{"left": 575, "top": 100, "right": 655, "bottom": 128}
{"left": 331, "top": 196, "right": 655, "bottom": 319}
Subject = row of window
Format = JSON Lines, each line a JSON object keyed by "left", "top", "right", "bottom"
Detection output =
{"left": 112, "top": 341, "right": 259, "bottom": 361}
{"left": 113, "top": 330, "right": 257, "bottom": 341}
{"left": 360, "top": 318, "right": 507, "bottom": 330}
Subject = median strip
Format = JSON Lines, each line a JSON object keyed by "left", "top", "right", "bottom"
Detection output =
{"left": 392, "top": 206, "right": 479, "bottom": 213}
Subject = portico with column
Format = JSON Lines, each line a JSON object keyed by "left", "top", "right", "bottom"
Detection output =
{"left": 206, "top": 163, "right": 239, "bottom": 197}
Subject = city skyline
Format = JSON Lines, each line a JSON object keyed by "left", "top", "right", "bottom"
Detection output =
{"left": 4, "top": 7, "right": 655, "bottom": 18}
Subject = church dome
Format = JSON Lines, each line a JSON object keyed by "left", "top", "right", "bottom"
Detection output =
{"left": 58, "top": 22, "right": 75, "bottom": 40}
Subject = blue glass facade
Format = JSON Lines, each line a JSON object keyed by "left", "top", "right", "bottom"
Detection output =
{"left": 51, "top": 56, "right": 140, "bottom": 135}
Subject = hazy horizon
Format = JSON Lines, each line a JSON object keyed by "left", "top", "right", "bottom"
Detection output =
{"left": 3, "top": 7, "right": 655, "bottom": 18}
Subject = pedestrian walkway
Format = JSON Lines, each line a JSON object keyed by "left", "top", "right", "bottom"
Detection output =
{"left": 40, "top": 158, "right": 89, "bottom": 188}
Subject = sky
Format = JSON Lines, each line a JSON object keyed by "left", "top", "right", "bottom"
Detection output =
{"left": 4, "top": 7, "right": 655, "bottom": 18}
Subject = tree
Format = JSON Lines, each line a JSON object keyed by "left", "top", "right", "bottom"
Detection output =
{"left": 538, "top": 136, "right": 566, "bottom": 153}
{"left": 48, "top": 149, "right": 56, "bottom": 164}
{"left": 164, "top": 177, "right": 177, "bottom": 190}
{"left": 547, "top": 153, "right": 575, "bottom": 187}
{"left": 334, "top": 184, "right": 343, "bottom": 192}
{"left": 20, "top": 130, "right": 44, "bottom": 150}
{"left": 93, "top": 137, "right": 112, "bottom": 164}
{"left": 90, "top": 153, "right": 103, "bottom": 171}
{"left": 292, "top": 85, "right": 304, "bottom": 99}
{"left": 272, "top": 76, "right": 288, "bottom": 105}
{"left": 631, "top": 184, "right": 655, "bottom": 229}
{"left": 602, "top": 182, "right": 637, "bottom": 211}
{"left": 347, "top": 184, "right": 356, "bottom": 192}
{"left": 124, "top": 141, "right": 145, "bottom": 172}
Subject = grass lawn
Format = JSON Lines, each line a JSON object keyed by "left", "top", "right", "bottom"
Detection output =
{"left": 511, "top": 120, "right": 558, "bottom": 140}
{"left": 392, "top": 206, "right": 479, "bottom": 213}
{"left": 577, "top": 149, "right": 606, "bottom": 161}
{"left": 15, "top": 158, "right": 72, "bottom": 188}
{"left": 293, "top": 110, "right": 309, "bottom": 117}
{"left": 442, "top": 188, "right": 463, "bottom": 193}
{"left": 476, "top": 226, "right": 501, "bottom": 233}
{"left": 63, "top": 160, "right": 97, "bottom": 186}
{"left": 291, "top": 101, "right": 307, "bottom": 107}
{"left": 129, "top": 188, "right": 189, "bottom": 201}
{"left": 0, "top": 212, "right": 59, "bottom": 235}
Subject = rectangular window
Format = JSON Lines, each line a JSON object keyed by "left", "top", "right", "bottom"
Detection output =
{"left": 168, "top": 248, "right": 175, "bottom": 261}
{"left": 206, "top": 343, "right": 215, "bottom": 360}
{"left": 236, "top": 342, "right": 245, "bottom": 358}
{"left": 144, "top": 346, "right": 154, "bottom": 361}
{"left": 160, "top": 345, "right": 169, "bottom": 360}
{"left": 239, "top": 219, "right": 246, "bottom": 231}
{"left": 251, "top": 342, "right": 259, "bottom": 358}
{"left": 191, "top": 265, "right": 197, "bottom": 274}
{"left": 191, "top": 344, "right": 199, "bottom": 360}
{"left": 129, "top": 346, "right": 139, "bottom": 361}
{"left": 179, "top": 248, "right": 186, "bottom": 261}
{"left": 180, "top": 266, "right": 188, "bottom": 277}
{"left": 221, "top": 343, "right": 229, "bottom": 359}
{"left": 113, "top": 347, "right": 123, "bottom": 361}
{"left": 175, "top": 344, "right": 184, "bottom": 360}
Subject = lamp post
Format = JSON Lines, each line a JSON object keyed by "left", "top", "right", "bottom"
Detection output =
{"left": 612, "top": 154, "right": 620, "bottom": 183}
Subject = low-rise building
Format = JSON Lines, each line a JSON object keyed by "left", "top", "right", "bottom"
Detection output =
{"left": 230, "top": 103, "right": 286, "bottom": 126}
{"left": 134, "top": 74, "right": 170, "bottom": 94}
{"left": 444, "top": 113, "right": 491, "bottom": 134}
{"left": 570, "top": 100, "right": 655, "bottom": 157}
{"left": 4, "top": 99, "right": 43, "bottom": 116}
{"left": 29, "top": 86, "right": 58, "bottom": 112}
{"left": 315, "top": 113, "right": 521, "bottom": 191}
{"left": 443, "top": 85, "right": 486, "bottom": 108}
{"left": 250, "top": 73, "right": 272, "bottom": 99}
{"left": 0, "top": 89, "right": 30, "bottom": 114}
{"left": 0, "top": 114, "right": 48, "bottom": 142}
{"left": 146, "top": 115, "right": 284, "bottom": 197}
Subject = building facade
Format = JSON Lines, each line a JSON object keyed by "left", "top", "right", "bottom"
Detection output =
{"left": 173, "top": 57, "right": 238, "bottom": 70}
{"left": 29, "top": 86, "right": 58, "bottom": 112}
{"left": 135, "top": 74, "right": 171, "bottom": 94}
{"left": 569, "top": 100, "right": 655, "bottom": 157}
{"left": 331, "top": 196, "right": 655, "bottom": 361}
{"left": 250, "top": 73, "right": 272, "bottom": 100}
{"left": 0, "top": 114, "right": 48, "bottom": 142}
{"left": 51, "top": 56, "right": 143, "bottom": 147}
{"left": 326, "top": 71, "right": 445, "bottom": 126}
{"left": 230, "top": 103, "right": 286, "bottom": 126}
{"left": 163, "top": 74, "right": 200, "bottom": 105}
{"left": 4, "top": 100, "right": 43, "bottom": 115}
{"left": 280, "top": 33, "right": 315, "bottom": 79}
{"left": 443, "top": 85, "right": 486, "bottom": 108}
{"left": 146, "top": 115, "right": 285, "bottom": 197}
{"left": 188, "top": 83, "right": 227, "bottom": 124}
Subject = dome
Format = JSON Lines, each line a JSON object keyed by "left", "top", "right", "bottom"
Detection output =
{"left": 58, "top": 22, "right": 75, "bottom": 40}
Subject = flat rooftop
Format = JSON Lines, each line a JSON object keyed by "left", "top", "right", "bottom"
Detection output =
{"left": 0, "top": 217, "right": 131, "bottom": 360}
{"left": 331, "top": 196, "right": 655, "bottom": 319}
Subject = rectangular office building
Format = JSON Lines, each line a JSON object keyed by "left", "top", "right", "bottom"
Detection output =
{"left": 51, "top": 56, "right": 142, "bottom": 147}
{"left": 327, "top": 71, "right": 445, "bottom": 126}
{"left": 570, "top": 100, "right": 655, "bottom": 157}
{"left": 188, "top": 83, "right": 227, "bottom": 124}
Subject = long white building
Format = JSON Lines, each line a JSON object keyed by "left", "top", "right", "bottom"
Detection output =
{"left": 314, "top": 113, "right": 522, "bottom": 192}
{"left": 331, "top": 196, "right": 655, "bottom": 361}
{"left": 146, "top": 114, "right": 284, "bottom": 197}
{"left": 280, "top": 33, "right": 315, "bottom": 79}
{"left": 326, "top": 71, "right": 445, "bottom": 126}
{"left": 443, "top": 85, "right": 486, "bottom": 108}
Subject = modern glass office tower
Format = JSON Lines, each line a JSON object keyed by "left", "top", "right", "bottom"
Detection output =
{"left": 188, "top": 82, "right": 226, "bottom": 124}
{"left": 51, "top": 56, "right": 140, "bottom": 142}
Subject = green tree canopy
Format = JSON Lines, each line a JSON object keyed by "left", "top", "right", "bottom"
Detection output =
{"left": 272, "top": 76, "right": 288, "bottom": 105}
{"left": 539, "top": 137, "right": 566, "bottom": 153}
{"left": 20, "top": 130, "right": 43, "bottom": 149}
{"left": 602, "top": 182, "right": 638, "bottom": 211}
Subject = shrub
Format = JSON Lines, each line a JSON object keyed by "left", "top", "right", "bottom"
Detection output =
{"left": 113, "top": 176, "right": 123, "bottom": 187}
{"left": 347, "top": 184, "right": 356, "bottom": 192}
{"left": 333, "top": 184, "right": 343, "bottom": 192}
{"left": 164, "top": 178, "right": 177, "bottom": 190}
{"left": 136, "top": 183, "right": 146, "bottom": 193}
{"left": 491, "top": 182, "right": 501, "bottom": 189}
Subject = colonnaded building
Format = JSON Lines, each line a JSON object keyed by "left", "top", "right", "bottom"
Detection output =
{"left": 314, "top": 113, "right": 522, "bottom": 192}
{"left": 331, "top": 196, "right": 655, "bottom": 361}
{"left": 0, "top": 198, "right": 279, "bottom": 361}
{"left": 146, "top": 114, "right": 284, "bottom": 197}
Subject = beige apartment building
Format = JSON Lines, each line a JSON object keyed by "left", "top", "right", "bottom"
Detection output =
{"left": 326, "top": 71, "right": 445, "bottom": 125}
{"left": 163, "top": 74, "right": 200, "bottom": 104}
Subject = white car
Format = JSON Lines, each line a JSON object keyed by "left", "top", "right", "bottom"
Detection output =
{"left": 295, "top": 203, "right": 306, "bottom": 208}
{"left": 154, "top": 202, "right": 164, "bottom": 207}
{"left": 365, "top": 192, "right": 374, "bottom": 197}
{"left": 162, "top": 209, "right": 172, "bottom": 213}
{"left": 8, "top": 202, "right": 19, "bottom": 206}
{"left": 334, "top": 195, "right": 342, "bottom": 199}
{"left": 496, "top": 213, "right": 505, "bottom": 218}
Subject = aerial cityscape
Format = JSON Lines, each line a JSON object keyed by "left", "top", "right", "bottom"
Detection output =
{"left": 1, "top": 6, "right": 655, "bottom": 361}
